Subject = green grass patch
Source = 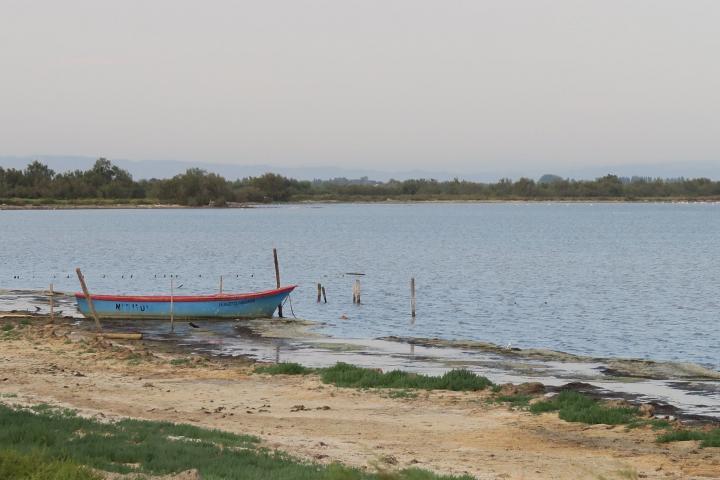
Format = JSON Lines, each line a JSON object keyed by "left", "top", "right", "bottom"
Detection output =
{"left": 657, "top": 428, "right": 720, "bottom": 447}
{"left": 1, "top": 324, "right": 14, "bottom": 332}
{"left": 170, "top": 357, "right": 193, "bottom": 366}
{"left": 492, "top": 394, "right": 533, "bottom": 408}
{"left": 386, "top": 390, "right": 419, "bottom": 400}
{"left": 626, "top": 418, "right": 673, "bottom": 431}
{"left": 319, "top": 363, "right": 493, "bottom": 391}
{"left": 255, "top": 362, "right": 314, "bottom": 375}
{"left": 0, "top": 449, "right": 100, "bottom": 480}
{"left": 256, "top": 362, "right": 494, "bottom": 392}
{"left": 0, "top": 404, "right": 472, "bottom": 479}
{"left": 529, "top": 391, "right": 639, "bottom": 425}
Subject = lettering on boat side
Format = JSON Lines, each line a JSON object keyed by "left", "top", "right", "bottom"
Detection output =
{"left": 115, "top": 303, "right": 148, "bottom": 312}
{"left": 219, "top": 299, "right": 256, "bottom": 307}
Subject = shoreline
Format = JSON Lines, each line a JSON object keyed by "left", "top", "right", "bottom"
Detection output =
{"left": 3, "top": 197, "right": 720, "bottom": 210}
{"left": 1, "top": 316, "right": 719, "bottom": 479}
{"left": 4, "top": 309, "right": 718, "bottom": 423}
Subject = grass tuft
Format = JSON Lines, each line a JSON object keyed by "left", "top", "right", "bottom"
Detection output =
{"left": 492, "top": 394, "right": 533, "bottom": 408}
{"left": 0, "top": 449, "right": 100, "bottom": 480}
{"left": 256, "top": 362, "right": 493, "bottom": 391}
{"left": 657, "top": 428, "right": 720, "bottom": 447}
{"left": 529, "top": 391, "right": 639, "bottom": 425}
{"left": 319, "top": 363, "right": 493, "bottom": 391}
{"left": 255, "top": 362, "right": 314, "bottom": 375}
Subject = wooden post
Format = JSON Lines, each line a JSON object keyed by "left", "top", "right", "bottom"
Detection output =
{"left": 75, "top": 268, "right": 102, "bottom": 332}
{"left": 354, "top": 279, "right": 361, "bottom": 304}
{"left": 273, "top": 248, "right": 283, "bottom": 318}
{"left": 317, "top": 283, "right": 322, "bottom": 303}
{"left": 322, "top": 286, "right": 327, "bottom": 304}
{"left": 411, "top": 277, "right": 416, "bottom": 318}
{"left": 49, "top": 283, "right": 55, "bottom": 324}
{"left": 352, "top": 281, "right": 356, "bottom": 304}
{"left": 219, "top": 275, "right": 223, "bottom": 294}
{"left": 170, "top": 277, "right": 175, "bottom": 333}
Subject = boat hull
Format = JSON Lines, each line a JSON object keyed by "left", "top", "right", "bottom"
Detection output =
{"left": 75, "top": 286, "right": 296, "bottom": 320}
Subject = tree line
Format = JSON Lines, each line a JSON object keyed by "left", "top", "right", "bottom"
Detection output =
{"left": 2, "top": 158, "right": 720, "bottom": 206}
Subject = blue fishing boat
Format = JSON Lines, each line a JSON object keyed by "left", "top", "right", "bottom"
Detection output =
{"left": 75, "top": 285, "right": 296, "bottom": 320}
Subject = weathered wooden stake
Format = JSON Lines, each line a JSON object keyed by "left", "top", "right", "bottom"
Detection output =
{"left": 317, "top": 283, "right": 322, "bottom": 303}
{"left": 75, "top": 268, "right": 102, "bottom": 332}
{"left": 322, "top": 286, "right": 327, "bottom": 304}
{"left": 354, "top": 279, "right": 361, "bottom": 304}
{"left": 219, "top": 275, "right": 223, "bottom": 294}
{"left": 410, "top": 277, "right": 416, "bottom": 318}
{"left": 170, "top": 277, "right": 175, "bottom": 333}
{"left": 49, "top": 283, "right": 55, "bottom": 324}
{"left": 273, "top": 248, "right": 283, "bottom": 318}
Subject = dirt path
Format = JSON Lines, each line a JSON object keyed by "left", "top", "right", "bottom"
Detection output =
{"left": 1, "top": 322, "right": 718, "bottom": 480}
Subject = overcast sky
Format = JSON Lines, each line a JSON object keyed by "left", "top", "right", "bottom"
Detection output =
{"left": 1, "top": 0, "right": 719, "bottom": 174}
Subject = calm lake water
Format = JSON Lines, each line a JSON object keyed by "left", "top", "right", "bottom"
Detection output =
{"left": 1, "top": 203, "right": 718, "bottom": 369}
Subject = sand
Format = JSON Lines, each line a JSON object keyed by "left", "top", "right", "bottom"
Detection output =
{"left": 1, "top": 321, "right": 718, "bottom": 480}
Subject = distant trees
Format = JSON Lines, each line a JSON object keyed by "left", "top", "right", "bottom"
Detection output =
{"left": 2, "top": 158, "right": 720, "bottom": 205}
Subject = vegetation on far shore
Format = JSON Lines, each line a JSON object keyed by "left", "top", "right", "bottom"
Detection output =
{"left": 0, "top": 403, "right": 472, "bottom": 480}
{"left": 3, "top": 158, "right": 720, "bottom": 207}
{"left": 255, "top": 362, "right": 494, "bottom": 391}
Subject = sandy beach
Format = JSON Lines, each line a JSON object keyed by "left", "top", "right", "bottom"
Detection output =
{"left": 1, "top": 317, "right": 718, "bottom": 480}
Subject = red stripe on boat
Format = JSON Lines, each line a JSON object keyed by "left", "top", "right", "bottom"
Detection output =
{"left": 75, "top": 285, "right": 296, "bottom": 303}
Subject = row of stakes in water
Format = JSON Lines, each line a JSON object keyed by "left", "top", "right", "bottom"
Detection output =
{"left": 9, "top": 273, "right": 255, "bottom": 280}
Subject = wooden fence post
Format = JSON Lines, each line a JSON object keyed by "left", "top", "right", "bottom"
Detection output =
{"left": 354, "top": 279, "right": 361, "bottom": 304}
{"left": 273, "top": 248, "right": 283, "bottom": 318}
{"left": 75, "top": 268, "right": 102, "bottom": 332}
{"left": 411, "top": 277, "right": 416, "bottom": 318}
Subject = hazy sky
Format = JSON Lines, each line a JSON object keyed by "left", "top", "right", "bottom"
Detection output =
{"left": 1, "top": 1, "right": 719, "bottom": 173}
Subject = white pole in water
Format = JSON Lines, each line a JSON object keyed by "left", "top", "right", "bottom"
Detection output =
{"left": 170, "top": 277, "right": 175, "bottom": 333}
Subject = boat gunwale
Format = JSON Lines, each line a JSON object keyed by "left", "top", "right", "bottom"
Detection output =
{"left": 74, "top": 285, "right": 296, "bottom": 303}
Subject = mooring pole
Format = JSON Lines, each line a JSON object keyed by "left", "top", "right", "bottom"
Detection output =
{"left": 354, "top": 279, "right": 361, "bottom": 304}
{"left": 75, "top": 268, "right": 102, "bottom": 332}
{"left": 170, "top": 277, "right": 175, "bottom": 333}
{"left": 322, "top": 286, "right": 327, "bottom": 304}
{"left": 411, "top": 277, "right": 416, "bottom": 318}
{"left": 317, "top": 283, "right": 322, "bottom": 303}
{"left": 219, "top": 275, "right": 223, "bottom": 294}
{"left": 273, "top": 248, "right": 283, "bottom": 318}
{"left": 49, "top": 283, "right": 55, "bottom": 324}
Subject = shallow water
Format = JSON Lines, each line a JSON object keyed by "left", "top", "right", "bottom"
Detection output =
{"left": 1, "top": 203, "right": 719, "bottom": 369}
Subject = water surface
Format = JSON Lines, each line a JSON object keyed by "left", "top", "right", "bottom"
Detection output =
{"left": 1, "top": 203, "right": 718, "bottom": 369}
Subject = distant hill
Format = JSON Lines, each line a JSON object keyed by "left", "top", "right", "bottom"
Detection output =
{"left": 538, "top": 174, "right": 564, "bottom": 184}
